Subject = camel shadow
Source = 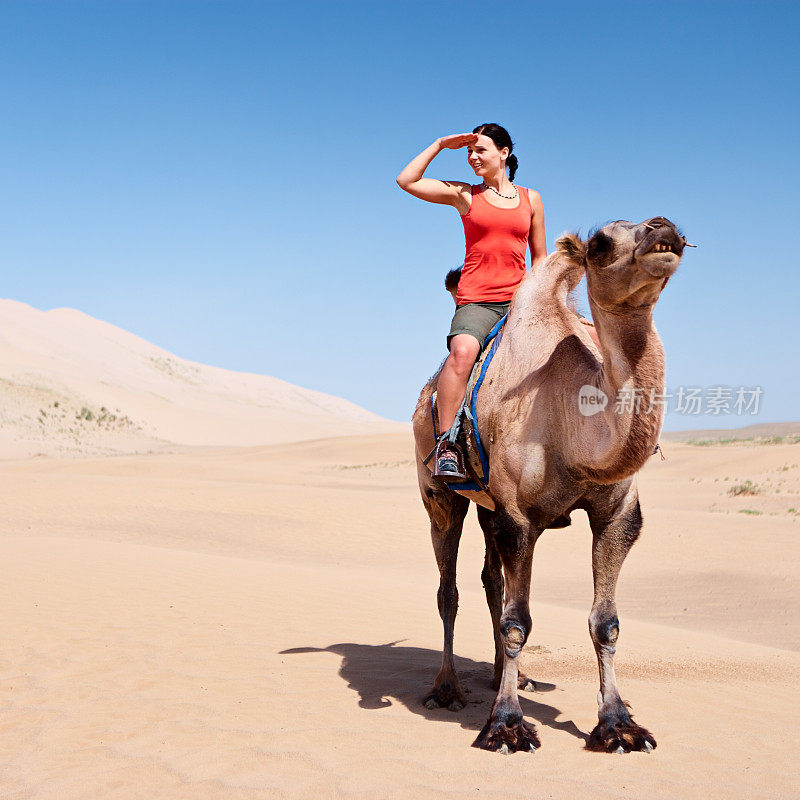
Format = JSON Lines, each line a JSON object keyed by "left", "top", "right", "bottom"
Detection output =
{"left": 280, "top": 640, "right": 587, "bottom": 742}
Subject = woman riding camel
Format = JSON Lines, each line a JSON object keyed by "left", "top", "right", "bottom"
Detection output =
{"left": 397, "top": 123, "right": 547, "bottom": 478}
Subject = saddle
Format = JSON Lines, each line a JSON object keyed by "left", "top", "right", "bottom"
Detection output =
{"left": 425, "top": 315, "right": 507, "bottom": 511}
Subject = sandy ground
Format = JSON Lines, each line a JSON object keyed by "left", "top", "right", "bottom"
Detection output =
{"left": 1, "top": 433, "right": 798, "bottom": 799}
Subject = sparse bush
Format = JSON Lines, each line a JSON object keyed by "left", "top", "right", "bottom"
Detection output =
{"left": 728, "top": 480, "right": 760, "bottom": 496}
{"left": 687, "top": 435, "right": 800, "bottom": 447}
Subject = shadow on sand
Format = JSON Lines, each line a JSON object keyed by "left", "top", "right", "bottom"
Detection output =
{"left": 280, "top": 640, "right": 587, "bottom": 742}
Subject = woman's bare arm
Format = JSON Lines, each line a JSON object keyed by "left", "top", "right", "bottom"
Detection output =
{"left": 396, "top": 134, "right": 477, "bottom": 207}
{"left": 527, "top": 188, "right": 547, "bottom": 266}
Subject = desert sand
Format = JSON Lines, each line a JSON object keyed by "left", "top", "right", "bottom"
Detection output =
{"left": 0, "top": 433, "right": 798, "bottom": 799}
{"left": 1, "top": 303, "right": 798, "bottom": 798}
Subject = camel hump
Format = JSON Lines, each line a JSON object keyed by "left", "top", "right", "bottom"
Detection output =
{"left": 555, "top": 232, "right": 586, "bottom": 264}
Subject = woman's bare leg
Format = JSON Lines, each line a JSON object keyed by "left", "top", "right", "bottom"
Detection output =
{"left": 436, "top": 334, "right": 481, "bottom": 430}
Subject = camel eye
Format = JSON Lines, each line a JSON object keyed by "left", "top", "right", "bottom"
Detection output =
{"left": 587, "top": 232, "right": 615, "bottom": 264}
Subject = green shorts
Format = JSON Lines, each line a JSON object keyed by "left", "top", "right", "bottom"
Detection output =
{"left": 447, "top": 301, "right": 510, "bottom": 350}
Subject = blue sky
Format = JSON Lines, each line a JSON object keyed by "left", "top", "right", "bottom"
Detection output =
{"left": 1, "top": 0, "right": 797, "bottom": 428}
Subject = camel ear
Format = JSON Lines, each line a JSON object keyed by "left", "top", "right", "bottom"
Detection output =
{"left": 555, "top": 233, "right": 587, "bottom": 266}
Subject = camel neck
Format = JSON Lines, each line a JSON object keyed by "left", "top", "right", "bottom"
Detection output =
{"left": 495, "top": 251, "right": 666, "bottom": 484}
{"left": 578, "top": 297, "right": 665, "bottom": 483}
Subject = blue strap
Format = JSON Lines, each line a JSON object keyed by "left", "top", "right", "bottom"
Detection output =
{"left": 470, "top": 314, "right": 507, "bottom": 488}
{"left": 445, "top": 480, "right": 483, "bottom": 491}
{"left": 483, "top": 314, "right": 507, "bottom": 347}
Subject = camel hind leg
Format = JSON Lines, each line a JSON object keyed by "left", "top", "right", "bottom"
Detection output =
{"left": 472, "top": 509, "right": 541, "bottom": 753}
{"left": 419, "top": 475, "right": 471, "bottom": 712}
{"left": 585, "top": 484, "right": 656, "bottom": 753}
{"left": 476, "top": 505, "right": 537, "bottom": 694}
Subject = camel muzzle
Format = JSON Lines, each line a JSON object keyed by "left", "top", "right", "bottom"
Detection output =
{"left": 637, "top": 227, "right": 685, "bottom": 258}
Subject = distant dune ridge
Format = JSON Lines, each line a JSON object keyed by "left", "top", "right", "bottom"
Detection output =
{"left": 0, "top": 298, "right": 405, "bottom": 458}
{"left": 661, "top": 420, "right": 800, "bottom": 442}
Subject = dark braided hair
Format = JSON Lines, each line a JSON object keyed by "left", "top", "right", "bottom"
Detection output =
{"left": 472, "top": 122, "right": 517, "bottom": 181}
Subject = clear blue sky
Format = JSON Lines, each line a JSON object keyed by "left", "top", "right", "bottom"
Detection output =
{"left": 1, "top": 1, "right": 797, "bottom": 429}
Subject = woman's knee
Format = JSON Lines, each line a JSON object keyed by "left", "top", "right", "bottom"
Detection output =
{"left": 447, "top": 337, "right": 480, "bottom": 374}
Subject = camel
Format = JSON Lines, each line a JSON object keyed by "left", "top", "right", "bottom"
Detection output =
{"left": 412, "top": 216, "right": 688, "bottom": 754}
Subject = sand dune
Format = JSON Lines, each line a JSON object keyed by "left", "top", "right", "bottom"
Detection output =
{"left": 662, "top": 420, "right": 800, "bottom": 442}
{"left": 0, "top": 298, "right": 405, "bottom": 458}
{"left": 1, "top": 432, "right": 798, "bottom": 798}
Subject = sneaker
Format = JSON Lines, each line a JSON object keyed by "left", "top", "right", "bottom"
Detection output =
{"left": 434, "top": 441, "right": 466, "bottom": 480}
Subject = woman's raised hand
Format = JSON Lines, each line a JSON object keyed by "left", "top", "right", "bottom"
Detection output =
{"left": 396, "top": 135, "right": 476, "bottom": 207}
{"left": 438, "top": 133, "right": 479, "bottom": 150}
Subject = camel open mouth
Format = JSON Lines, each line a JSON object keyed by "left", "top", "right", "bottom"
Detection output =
{"left": 635, "top": 226, "right": 684, "bottom": 277}
{"left": 643, "top": 242, "right": 678, "bottom": 255}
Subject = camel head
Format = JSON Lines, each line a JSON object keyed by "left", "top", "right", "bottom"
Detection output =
{"left": 557, "top": 217, "right": 686, "bottom": 313}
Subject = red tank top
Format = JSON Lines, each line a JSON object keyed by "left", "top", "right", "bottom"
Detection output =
{"left": 456, "top": 183, "right": 532, "bottom": 304}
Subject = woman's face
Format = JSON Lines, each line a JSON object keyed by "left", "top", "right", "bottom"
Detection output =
{"left": 467, "top": 134, "right": 508, "bottom": 177}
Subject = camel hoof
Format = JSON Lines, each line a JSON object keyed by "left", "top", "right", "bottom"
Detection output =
{"left": 472, "top": 718, "right": 541, "bottom": 753}
{"left": 586, "top": 715, "right": 657, "bottom": 754}
{"left": 423, "top": 683, "right": 466, "bottom": 713}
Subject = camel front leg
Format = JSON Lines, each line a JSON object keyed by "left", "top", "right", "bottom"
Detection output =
{"left": 472, "top": 511, "right": 541, "bottom": 753}
{"left": 421, "top": 485, "right": 470, "bottom": 712}
{"left": 586, "top": 490, "right": 656, "bottom": 753}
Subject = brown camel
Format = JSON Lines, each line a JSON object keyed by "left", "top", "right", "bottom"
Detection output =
{"left": 412, "top": 216, "right": 687, "bottom": 754}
